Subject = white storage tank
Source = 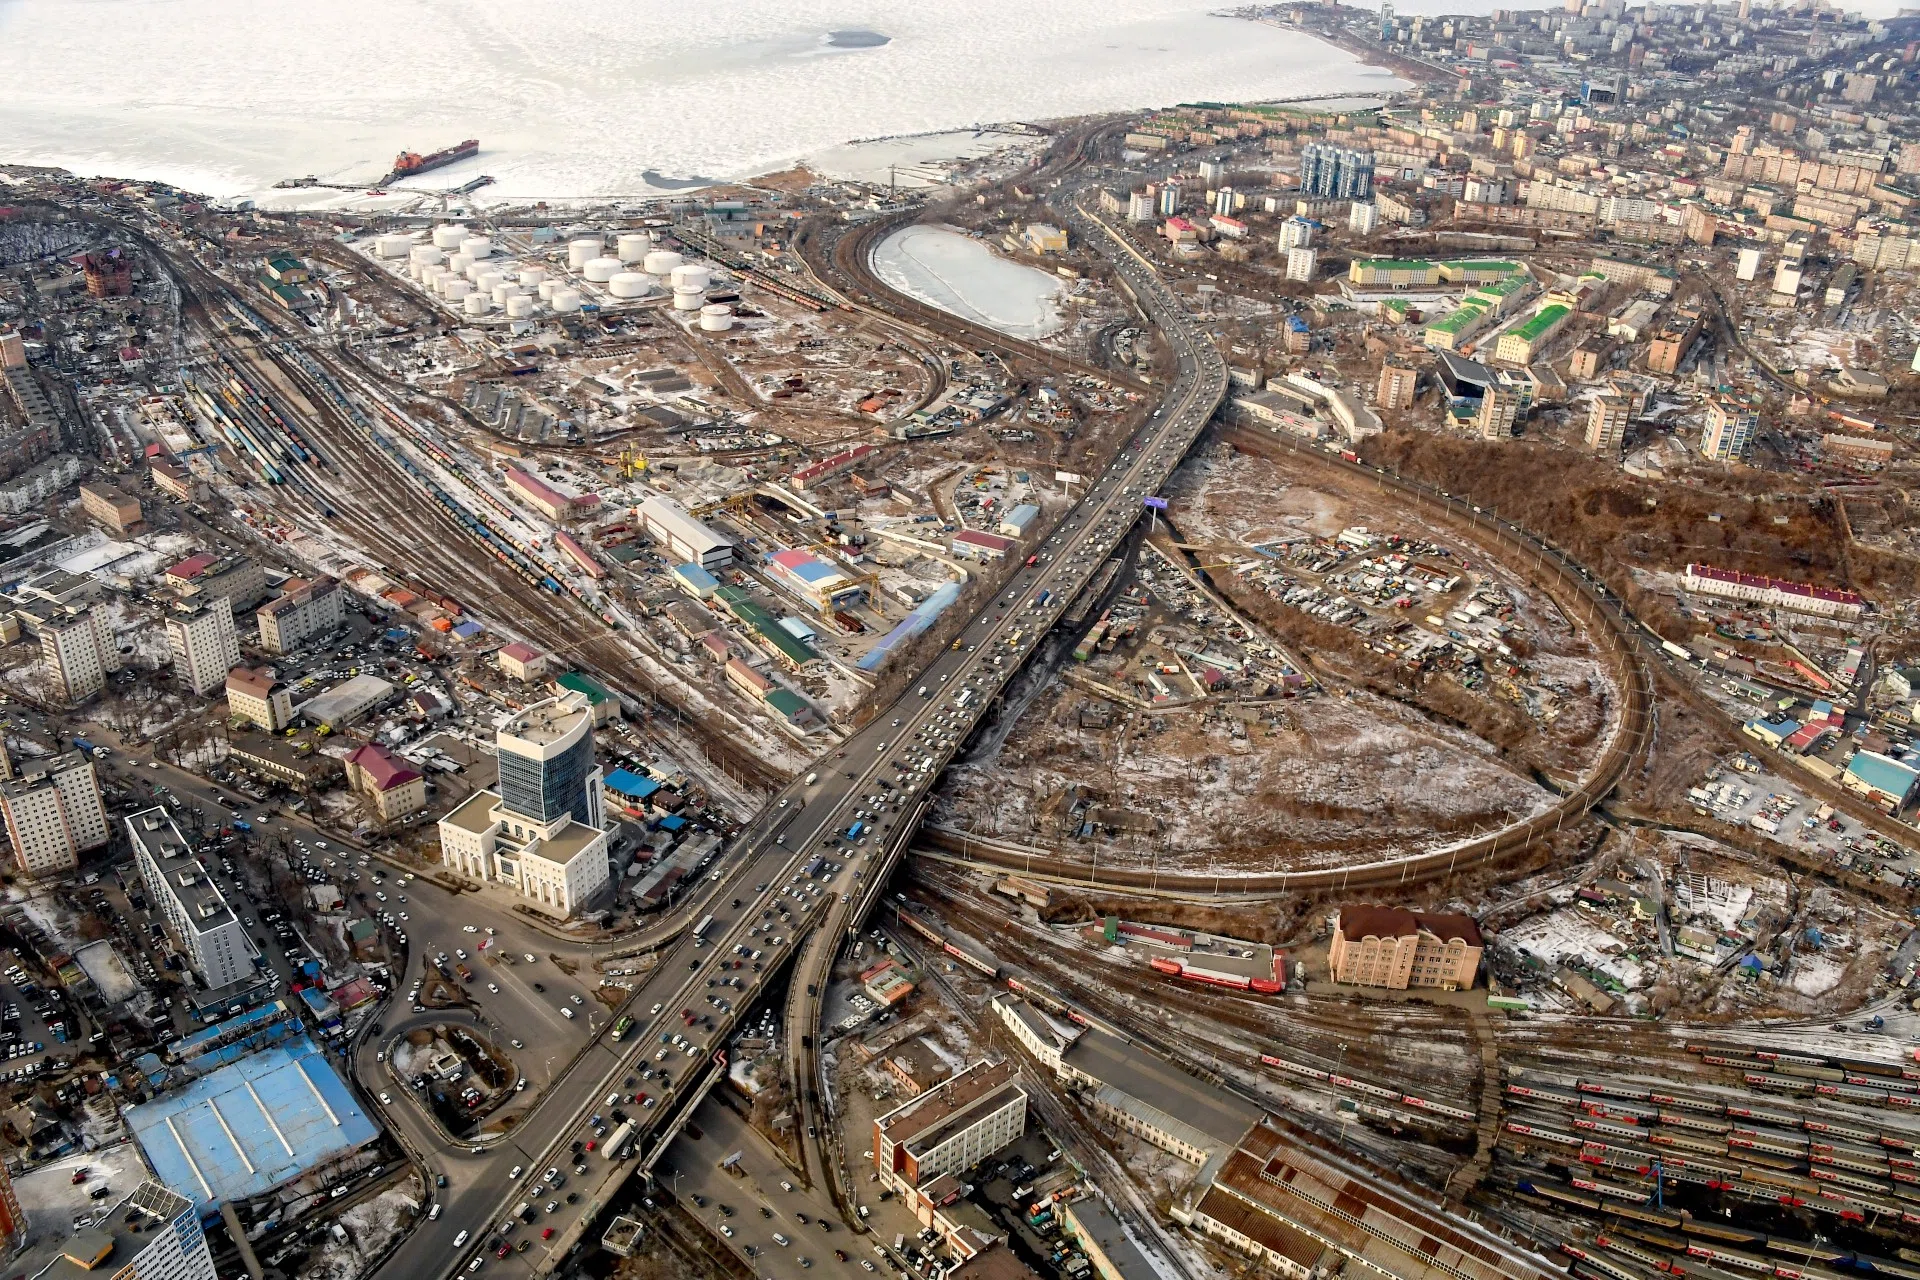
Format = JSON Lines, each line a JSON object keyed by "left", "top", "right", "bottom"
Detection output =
{"left": 409, "top": 244, "right": 444, "bottom": 266}
{"left": 617, "top": 233, "right": 650, "bottom": 263}
{"left": 568, "top": 238, "right": 603, "bottom": 270}
{"left": 669, "top": 263, "right": 712, "bottom": 292}
{"left": 672, "top": 285, "right": 704, "bottom": 311}
{"left": 432, "top": 224, "right": 469, "bottom": 250}
{"left": 491, "top": 283, "right": 518, "bottom": 306}
{"left": 538, "top": 279, "right": 559, "bottom": 301}
{"left": 460, "top": 236, "right": 493, "bottom": 260}
{"left": 642, "top": 249, "right": 683, "bottom": 277}
{"left": 464, "top": 292, "right": 491, "bottom": 316}
{"left": 551, "top": 288, "right": 583, "bottom": 312}
{"left": 519, "top": 266, "right": 548, "bottom": 287}
{"left": 505, "top": 294, "right": 535, "bottom": 319}
{"left": 699, "top": 303, "right": 734, "bottom": 332}
{"left": 476, "top": 271, "right": 504, "bottom": 294}
{"left": 376, "top": 233, "right": 413, "bottom": 258}
{"left": 465, "top": 261, "right": 490, "bottom": 283}
{"left": 608, "top": 272, "right": 652, "bottom": 299}
{"left": 447, "top": 252, "right": 474, "bottom": 275}
{"left": 442, "top": 278, "right": 473, "bottom": 301}
{"left": 421, "top": 264, "right": 446, "bottom": 287}
{"left": 583, "top": 256, "right": 622, "bottom": 283}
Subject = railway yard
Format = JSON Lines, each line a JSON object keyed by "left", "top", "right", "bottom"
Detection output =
{"left": 13, "top": 9, "right": 1920, "bottom": 1280}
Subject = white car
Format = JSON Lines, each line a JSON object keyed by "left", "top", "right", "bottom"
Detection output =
{"left": 379, "top": 1092, "right": 392, "bottom": 1105}
{"left": 463, "top": 925, "right": 478, "bottom": 934}
{"left": 487, "top": 983, "right": 499, "bottom": 993}
{"left": 561, "top": 1008, "right": 575, "bottom": 1020}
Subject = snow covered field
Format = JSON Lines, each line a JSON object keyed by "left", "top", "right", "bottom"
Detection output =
{"left": 0, "top": 0, "right": 1403, "bottom": 201}
{"left": 872, "top": 225, "right": 1066, "bottom": 340}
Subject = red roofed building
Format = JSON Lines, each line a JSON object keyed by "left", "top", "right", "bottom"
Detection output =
{"left": 497, "top": 641, "right": 548, "bottom": 682}
{"left": 1682, "top": 562, "right": 1865, "bottom": 620}
{"left": 951, "top": 529, "right": 1015, "bottom": 561}
{"left": 1327, "top": 905, "right": 1482, "bottom": 991}
{"left": 790, "top": 443, "right": 879, "bottom": 491}
{"left": 505, "top": 467, "right": 595, "bottom": 522}
{"left": 344, "top": 743, "right": 427, "bottom": 824}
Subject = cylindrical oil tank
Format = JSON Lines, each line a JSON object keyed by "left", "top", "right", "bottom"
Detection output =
{"left": 583, "top": 256, "right": 622, "bottom": 283}
{"left": 447, "top": 252, "right": 474, "bottom": 275}
{"left": 672, "top": 285, "right": 703, "bottom": 311}
{"left": 376, "top": 233, "right": 413, "bottom": 258}
{"left": 617, "top": 233, "right": 650, "bottom": 262}
{"left": 643, "top": 249, "right": 683, "bottom": 277}
{"left": 669, "top": 263, "right": 712, "bottom": 292}
{"left": 551, "top": 288, "right": 583, "bottom": 312}
{"left": 491, "top": 283, "right": 518, "bottom": 306}
{"left": 518, "top": 266, "right": 547, "bottom": 287}
{"left": 421, "top": 264, "right": 446, "bottom": 287}
{"left": 442, "top": 278, "right": 473, "bottom": 301}
{"left": 476, "top": 271, "right": 504, "bottom": 294}
{"left": 432, "top": 224, "right": 469, "bottom": 250}
{"left": 408, "top": 261, "right": 429, "bottom": 281}
{"left": 463, "top": 292, "right": 490, "bottom": 316}
{"left": 608, "top": 272, "right": 651, "bottom": 299}
{"left": 568, "top": 238, "right": 602, "bottom": 270}
{"left": 460, "top": 236, "right": 493, "bottom": 260}
{"left": 465, "top": 261, "right": 490, "bottom": 283}
{"left": 699, "top": 303, "right": 733, "bottom": 332}
{"left": 409, "top": 244, "right": 444, "bottom": 266}
{"left": 505, "top": 294, "right": 535, "bottom": 319}
{"left": 537, "top": 279, "right": 559, "bottom": 301}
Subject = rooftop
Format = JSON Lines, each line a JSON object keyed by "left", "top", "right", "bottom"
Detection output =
{"left": 1337, "top": 905, "right": 1482, "bottom": 947}
{"left": 442, "top": 789, "right": 500, "bottom": 835}
{"left": 126, "top": 1035, "right": 378, "bottom": 1211}
{"left": 127, "top": 807, "right": 232, "bottom": 933}
{"left": 1063, "top": 1026, "right": 1261, "bottom": 1149}
{"left": 344, "top": 742, "right": 421, "bottom": 791}
{"left": 1064, "top": 1196, "right": 1163, "bottom": 1279}
{"left": 877, "top": 1059, "right": 1023, "bottom": 1155}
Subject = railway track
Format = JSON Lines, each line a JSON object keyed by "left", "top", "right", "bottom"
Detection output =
{"left": 918, "top": 425, "right": 1658, "bottom": 894}
{"left": 155, "top": 251, "right": 786, "bottom": 792}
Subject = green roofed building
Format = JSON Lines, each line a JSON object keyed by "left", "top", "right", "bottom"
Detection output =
{"left": 1348, "top": 259, "right": 1441, "bottom": 288}
{"left": 1494, "top": 303, "right": 1571, "bottom": 366}
{"left": 552, "top": 671, "right": 620, "bottom": 724}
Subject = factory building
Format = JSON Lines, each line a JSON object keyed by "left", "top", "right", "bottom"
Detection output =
{"left": 639, "top": 495, "right": 735, "bottom": 569}
{"left": 165, "top": 599, "right": 240, "bottom": 697}
{"left": 128, "top": 806, "right": 257, "bottom": 991}
{"left": 790, "top": 442, "right": 879, "bottom": 491}
{"left": 505, "top": 467, "right": 597, "bottom": 522}
{"left": 125, "top": 1039, "right": 379, "bottom": 1214}
{"left": 256, "top": 575, "right": 344, "bottom": 654}
{"left": 1327, "top": 905, "right": 1482, "bottom": 991}
{"left": 300, "top": 674, "right": 394, "bottom": 730}
{"left": 764, "top": 548, "right": 865, "bottom": 612}
{"left": 78, "top": 481, "right": 143, "bottom": 535}
{"left": 0, "top": 749, "right": 107, "bottom": 878}
{"left": 437, "top": 692, "right": 611, "bottom": 918}
{"left": 225, "top": 666, "right": 293, "bottom": 732}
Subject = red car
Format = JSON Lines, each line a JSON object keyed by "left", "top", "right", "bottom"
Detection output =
{"left": 541, "top": 1228, "right": 555, "bottom": 1240}
{"left": 633, "top": 1092, "right": 648, "bottom": 1105}
{"left": 496, "top": 1244, "right": 512, "bottom": 1258}
{"left": 585, "top": 1139, "right": 596, "bottom": 1152}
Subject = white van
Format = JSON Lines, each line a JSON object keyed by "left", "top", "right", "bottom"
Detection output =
{"left": 429, "top": 1204, "right": 442, "bottom": 1220}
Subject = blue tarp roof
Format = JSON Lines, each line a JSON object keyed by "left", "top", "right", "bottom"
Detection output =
{"left": 672, "top": 563, "right": 719, "bottom": 589}
{"left": 384, "top": 628, "right": 409, "bottom": 642}
{"left": 657, "top": 814, "right": 687, "bottom": 832}
{"left": 126, "top": 1035, "right": 379, "bottom": 1212}
{"left": 605, "top": 768, "right": 661, "bottom": 800}
{"left": 452, "top": 619, "right": 484, "bottom": 639}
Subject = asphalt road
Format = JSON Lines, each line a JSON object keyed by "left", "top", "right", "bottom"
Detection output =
{"left": 376, "top": 176, "right": 1226, "bottom": 1280}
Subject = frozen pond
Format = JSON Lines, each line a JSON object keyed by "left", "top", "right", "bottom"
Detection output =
{"left": 871, "top": 225, "right": 1065, "bottom": 340}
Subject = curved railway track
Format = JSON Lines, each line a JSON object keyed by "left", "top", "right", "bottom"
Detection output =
{"left": 918, "top": 429, "right": 1658, "bottom": 894}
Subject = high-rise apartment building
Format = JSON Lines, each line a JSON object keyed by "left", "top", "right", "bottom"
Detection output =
{"left": 1586, "top": 392, "right": 1632, "bottom": 452}
{"left": 1377, "top": 362, "right": 1419, "bottom": 411}
{"left": 1702, "top": 395, "right": 1759, "bottom": 462}
{"left": 48, "top": 1183, "right": 218, "bottom": 1280}
{"left": 165, "top": 598, "right": 240, "bottom": 697}
{"left": 40, "top": 608, "right": 113, "bottom": 704}
{"left": 1157, "top": 182, "right": 1181, "bottom": 217}
{"left": 129, "top": 806, "right": 257, "bottom": 990}
{"left": 0, "top": 750, "right": 107, "bottom": 878}
{"left": 1477, "top": 385, "right": 1520, "bottom": 440}
{"left": 257, "top": 575, "right": 345, "bottom": 655}
{"left": 1300, "top": 143, "right": 1375, "bottom": 200}
{"left": 438, "top": 692, "right": 611, "bottom": 917}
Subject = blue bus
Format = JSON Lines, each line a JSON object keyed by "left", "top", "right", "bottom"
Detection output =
{"left": 846, "top": 821, "right": 865, "bottom": 841}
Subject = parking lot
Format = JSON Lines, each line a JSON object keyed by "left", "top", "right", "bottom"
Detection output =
{"left": 1691, "top": 757, "right": 1918, "bottom": 884}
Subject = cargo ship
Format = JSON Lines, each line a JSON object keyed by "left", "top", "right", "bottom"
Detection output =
{"left": 382, "top": 139, "right": 478, "bottom": 186}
